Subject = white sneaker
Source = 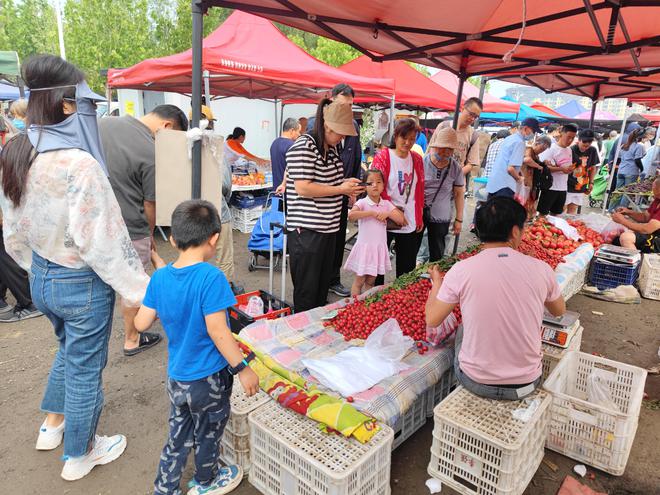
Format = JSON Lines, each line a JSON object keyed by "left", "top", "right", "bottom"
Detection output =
{"left": 61, "top": 434, "right": 127, "bottom": 481}
{"left": 36, "top": 419, "right": 65, "bottom": 450}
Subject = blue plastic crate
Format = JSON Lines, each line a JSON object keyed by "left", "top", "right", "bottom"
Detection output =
{"left": 231, "top": 193, "right": 269, "bottom": 209}
{"left": 589, "top": 258, "right": 640, "bottom": 290}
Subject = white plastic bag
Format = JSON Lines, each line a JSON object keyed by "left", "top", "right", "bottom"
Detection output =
{"left": 245, "top": 296, "right": 264, "bottom": 317}
{"left": 302, "top": 318, "right": 413, "bottom": 397}
{"left": 546, "top": 215, "right": 580, "bottom": 241}
{"left": 514, "top": 183, "right": 531, "bottom": 206}
{"left": 587, "top": 372, "right": 620, "bottom": 412}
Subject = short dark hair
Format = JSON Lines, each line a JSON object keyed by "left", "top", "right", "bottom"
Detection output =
{"left": 388, "top": 118, "right": 418, "bottom": 149}
{"left": 464, "top": 97, "right": 483, "bottom": 110}
{"left": 282, "top": 117, "right": 299, "bottom": 132}
{"left": 546, "top": 123, "right": 560, "bottom": 134}
{"left": 229, "top": 127, "right": 246, "bottom": 140}
{"left": 475, "top": 197, "right": 527, "bottom": 243}
{"left": 332, "top": 83, "right": 355, "bottom": 98}
{"left": 171, "top": 200, "right": 221, "bottom": 250}
{"left": 561, "top": 123, "right": 578, "bottom": 134}
{"left": 150, "top": 104, "right": 188, "bottom": 131}
{"left": 364, "top": 168, "right": 384, "bottom": 183}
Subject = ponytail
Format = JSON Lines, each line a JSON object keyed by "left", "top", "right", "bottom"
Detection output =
{"left": 227, "top": 126, "right": 246, "bottom": 141}
{"left": 310, "top": 98, "right": 332, "bottom": 151}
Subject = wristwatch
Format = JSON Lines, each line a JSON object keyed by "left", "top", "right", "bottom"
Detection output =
{"left": 228, "top": 351, "right": 255, "bottom": 375}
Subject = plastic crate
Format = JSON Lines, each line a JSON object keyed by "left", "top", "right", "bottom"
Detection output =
{"left": 541, "top": 325, "right": 583, "bottom": 382}
{"left": 228, "top": 290, "right": 292, "bottom": 333}
{"left": 392, "top": 386, "right": 427, "bottom": 450}
{"left": 218, "top": 381, "right": 271, "bottom": 472}
{"left": 428, "top": 387, "right": 551, "bottom": 495}
{"left": 561, "top": 264, "right": 589, "bottom": 301}
{"left": 543, "top": 351, "right": 647, "bottom": 476}
{"left": 638, "top": 254, "right": 660, "bottom": 300}
{"left": 232, "top": 216, "right": 258, "bottom": 234}
{"left": 424, "top": 367, "right": 457, "bottom": 418}
{"left": 249, "top": 401, "right": 394, "bottom": 495}
{"left": 231, "top": 193, "right": 269, "bottom": 209}
{"left": 589, "top": 258, "right": 640, "bottom": 290}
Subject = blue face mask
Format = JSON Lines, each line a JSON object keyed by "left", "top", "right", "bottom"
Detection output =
{"left": 12, "top": 118, "right": 25, "bottom": 131}
{"left": 523, "top": 131, "right": 535, "bottom": 142}
{"left": 26, "top": 81, "right": 108, "bottom": 175}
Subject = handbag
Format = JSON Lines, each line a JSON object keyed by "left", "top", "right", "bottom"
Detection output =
{"left": 387, "top": 164, "right": 415, "bottom": 230}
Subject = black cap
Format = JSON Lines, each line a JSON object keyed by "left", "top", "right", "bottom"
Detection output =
{"left": 578, "top": 128, "right": 595, "bottom": 142}
{"left": 521, "top": 118, "right": 541, "bottom": 134}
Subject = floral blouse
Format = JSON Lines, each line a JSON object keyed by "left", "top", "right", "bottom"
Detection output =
{"left": 0, "top": 148, "right": 149, "bottom": 306}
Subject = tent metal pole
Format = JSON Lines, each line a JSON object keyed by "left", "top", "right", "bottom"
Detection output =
{"left": 191, "top": 0, "right": 204, "bottom": 199}
{"left": 452, "top": 74, "right": 465, "bottom": 129}
{"left": 279, "top": 101, "right": 285, "bottom": 136}
{"left": 588, "top": 100, "right": 597, "bottom": 128}
{"left": 17, "top": 77, "right": 25, "bottom": 98}
{"left": 474, "top": 77, "right": 487, "bottom": 128}
{"left": 388, "top": 95, "right": 395, "bottom": 138}
{"left": 602, "top": 101, "right": 629, "bottom": 214}
{"left": 203, "top": 70, "right": 211, "bottom": 106}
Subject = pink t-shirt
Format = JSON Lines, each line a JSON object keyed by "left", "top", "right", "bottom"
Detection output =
{"left": 437, "top": 247, "right": 561, "bottom": 385}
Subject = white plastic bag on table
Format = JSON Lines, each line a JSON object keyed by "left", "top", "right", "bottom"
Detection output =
{"left": 245, "top": 296, "right": 264, "bottom": 317}
{"left": 587, "top": 371, "right": 620, "bottom": 412}
{"left": 302, "top": 318, "right": 413, "bottom": 397}
{"left": 546, "top": 215, "right": 580, "bottom": 241}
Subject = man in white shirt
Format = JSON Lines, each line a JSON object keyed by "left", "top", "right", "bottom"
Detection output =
{"left": 537, "top": 124, "right": 577, "bottom": 216}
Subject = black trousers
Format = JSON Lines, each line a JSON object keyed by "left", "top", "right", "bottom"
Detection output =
{"left": 375, "top": 230, "right": 423, "bottom": 286}
{"left": 537, "top": 190, "right": 567, "bottom": 215}
{"left": 426, "top": 222, "right": 450, "bottom": 262}
{"left": 0, "top": 227, "right": 32, "bottom": 308}
{"left": 329, "top": 197, "right": 349, "bottom": 287}
{"left": 288, "top": 228, "right": 337, "bottom": 313}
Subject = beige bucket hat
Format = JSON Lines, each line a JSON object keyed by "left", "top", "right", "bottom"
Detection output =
{"left": 428, "top": 127, "right": 459, "bottom": 149}
{"left": 323, "top": 101, "right": 357, "bottom": 136}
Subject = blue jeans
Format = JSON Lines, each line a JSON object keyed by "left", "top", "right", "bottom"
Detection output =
{"left": 154, "top": 369, "right": 233, "bottom": 495}
{"left": 610, "top": 174, "right": 639, "bottom": 210}
{"left": 30, "top": 252, "right": 115, "bottom": 457}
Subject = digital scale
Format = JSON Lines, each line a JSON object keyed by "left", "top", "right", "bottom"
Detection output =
{"left": 541, "top": 310, "right": 580, "bottom": 348}
{"left": 595, "top": 244, "right": 641, "bottom": 265}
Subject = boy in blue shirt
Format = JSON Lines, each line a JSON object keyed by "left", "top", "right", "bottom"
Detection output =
{"left": 135, "top": 200, "right": 260, "bottom": 495}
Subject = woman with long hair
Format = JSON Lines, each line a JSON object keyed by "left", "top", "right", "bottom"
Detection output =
{"left": 372, "top": 118, "right": 425, "bottom": 284}
{"left": 0, "top": 55, "right": 148, "bottom": 481}
{"left": 611, "top": 127, "right": 645, "bottom": 210}
{"left": 284, "top": 98, "right": 364, "bottom": 312}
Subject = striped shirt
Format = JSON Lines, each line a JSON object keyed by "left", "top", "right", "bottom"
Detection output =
{"left": 285, "top": 134, "right": 344, "bottom": 233}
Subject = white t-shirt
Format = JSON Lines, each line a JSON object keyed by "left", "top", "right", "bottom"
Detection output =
{"left": 387, "top": 149, "right": 417, "bottom": 234}
{"left": 539, "top": 143, "right": 573, "bottom": 192}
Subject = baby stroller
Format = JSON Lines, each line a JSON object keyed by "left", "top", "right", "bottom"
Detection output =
{"left": 247, "top": 194, "right": 286, "bottom": 271}
{"left": 589, "top": 164, "right": 609, "bottom": 208}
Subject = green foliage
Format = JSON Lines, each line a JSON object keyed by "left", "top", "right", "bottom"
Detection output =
{"left": 284, "top": 29, "right": 358, "bottom": 67}
{"left": 0, "top": 0, "right": 58, "bottom": 62}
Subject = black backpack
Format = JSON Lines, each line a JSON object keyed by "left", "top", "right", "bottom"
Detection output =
{"left": 534, "top": 160, "right": 553, "bottom": 191}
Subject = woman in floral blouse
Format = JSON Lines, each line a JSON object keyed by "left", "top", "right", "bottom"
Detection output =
{"left": 0, "top": 55, "right": 148, "bottom": 481}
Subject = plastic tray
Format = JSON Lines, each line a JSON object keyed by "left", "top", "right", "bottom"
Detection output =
{"left": 228, "top": 290, "right": 292, "bottom": 333}
{"left": 589, "top": 258, "right": 640, "bottom": 290}
{"left": 249, "top": 401, "right": 393, "bottom": 495}
{"left": 541, "top": 326, "right": 583, "bottom": 382}
{"left": 428, "top": 386, "right": 551, "bottom": 495}
{"left": 543, "top": 351, "right": 647, "bottom": 476}
{"left": 638, "top": 253, "right": 660, "bottom": 300}
{"left": 561, "top": 263, "right": 589, "bottom": 301}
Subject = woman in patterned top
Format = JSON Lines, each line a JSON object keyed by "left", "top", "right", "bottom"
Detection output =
{"left": 0, "top": 55, "right": 148, "bottom": 481}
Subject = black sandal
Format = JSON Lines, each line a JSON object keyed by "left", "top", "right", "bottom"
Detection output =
{"left": 124, "top": 332, "right": 162, "bottom": 356}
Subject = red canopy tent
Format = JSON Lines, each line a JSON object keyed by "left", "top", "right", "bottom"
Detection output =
{"left": 429, "top": 71, "right": 519, "bottom": 114}
{"left": 107, "top": 11, "right": 394, "bottom": 101}
{"left": 529, "top": 103, "right": 565, "bottom": 118}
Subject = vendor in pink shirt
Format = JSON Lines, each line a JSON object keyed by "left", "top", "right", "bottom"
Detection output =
{"left": 425, "top": 197, "right": 566, "bottom": 400}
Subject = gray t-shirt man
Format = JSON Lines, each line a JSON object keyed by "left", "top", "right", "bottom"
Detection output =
{"left": 99, "top": 115, "right": 155, "bottom": 241}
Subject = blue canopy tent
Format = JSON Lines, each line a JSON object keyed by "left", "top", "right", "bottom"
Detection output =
{"left": 555, "top": 100, "right": 588, "bottom": 118}
{"left": 0, "top": 81, "right": 28, "bottom": 100}
{"left": 479, "top": 103, "right": 560, "bottom": 123}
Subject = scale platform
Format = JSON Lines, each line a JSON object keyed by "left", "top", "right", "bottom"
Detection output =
{"left": 595, "top": 244, "right": 641, "bottom": 265}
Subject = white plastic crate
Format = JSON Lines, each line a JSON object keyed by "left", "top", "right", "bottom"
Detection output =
{"left": 424, "top": 366, "right": 457, "bottom": 417}
{"left": 428, "top": 386, "right": 551, "bottom": 495}
{"left": 218, "top": 381, "right": 271, "bottom": 472}
{"left": 249, "top": 401, "right": 393, "bottom": 495}
{"left": 638, "top": 254, "right": 660, "bottom": 300}
{"left": 231, "top": 205, "right": 263, "bottom": 233}
{"left": 543, "top": 351, "right": 647, "bottom": 476}
{"left": 232, "top": 217, "right": 258, "bottom": 234}
{"left": 561, "top": 264, "right": 589, "bottom": 301}
{"left": 541, "top": 325, "right": 583, "bottom": 382}
{"left": 392, "top": 386, "right": 427, "bottom": 450}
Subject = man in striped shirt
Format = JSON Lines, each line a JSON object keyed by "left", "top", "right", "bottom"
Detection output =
{"left": 286, "top": 100, "right": 365, "bottom": 312}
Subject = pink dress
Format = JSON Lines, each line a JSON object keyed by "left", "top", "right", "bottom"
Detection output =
{"left": 343, "top": 197, "right": 395, "bottom": 276}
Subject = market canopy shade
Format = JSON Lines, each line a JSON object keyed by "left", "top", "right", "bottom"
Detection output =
{"left": 575, "top": 109, "right": 618, "bottom": 120}
{"left": 555, "top": 100, "right": 588, "bottom": 118}
{"left": 429, "top": 71, "right": 519, "bottom": 114}
{"left": 0, "top": 51, "right": 20, "bottom": 77}
{"left": 108, "top": 11, "right": 394, "bottom": 100}
{"left": 529, "top": 103, "right": 566, "bottom": 117}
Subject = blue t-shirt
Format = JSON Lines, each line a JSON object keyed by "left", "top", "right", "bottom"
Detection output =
{"left": 270, "top": 136, "right": 294, "bottom": 188}
{"left": 416, "top": 132, "right": 428, "bottom": 153}
{"left": 486, "top": 133, "right": 526, "bottom": 194}
{"left": 617, "top": 142, "right": 645, "bottom": 176}
{"left": 143, "top": 262, "right": 237, "bottom": 381}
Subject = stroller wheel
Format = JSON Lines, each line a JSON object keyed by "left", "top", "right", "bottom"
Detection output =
{"left": 589, "top": 198, "right": 597, "bottom": 208}
{"left": 248, "top": 254, "right": 257, "bottom": 272}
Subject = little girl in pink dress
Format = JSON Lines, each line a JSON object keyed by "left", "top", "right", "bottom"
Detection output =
{"left": 344, "top": 169, "right": 405, "bottom": 296}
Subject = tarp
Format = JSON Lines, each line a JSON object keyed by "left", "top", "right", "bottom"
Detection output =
{"left": 575, "top": 110, "right": 618, "bottom": 121}
{"left": 479, "top": 103, "right": 561, "bottom": 123}
{"left": 108, "top": 11, "right": 394, "bottom": 101}
{"left": 530, "top": 103, "right": 565, "bottom": 117}
{"left": 555, "top": 101, "right": 588, "bottom": 118}
{"left": 429, "top": 71, "right": 519, "bottom": 114}
{"left": 214, "top": 2, "right": 660, "bottom": 100}
{"left": 0, "top": 82, "right": 27, "bottom": 100}
{"left": 0, "top": 51, "right": 20, "bottom": 77}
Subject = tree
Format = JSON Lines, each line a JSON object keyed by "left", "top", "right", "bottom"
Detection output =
{"left": 0, "top": 0, "right": 58, "bottom": 64}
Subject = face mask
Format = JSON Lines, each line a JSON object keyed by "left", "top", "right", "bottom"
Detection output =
{"left": 27, "top": 81, "right": 108, "bottom": 175}
{"left": 523, "top": 131, "right": 535, "bottom": 142}
{"left": 433, "top": 152, "right": 450, "bottom": 164}
{"left": 12, "top": 118, "right": 25, "bottom": 131}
